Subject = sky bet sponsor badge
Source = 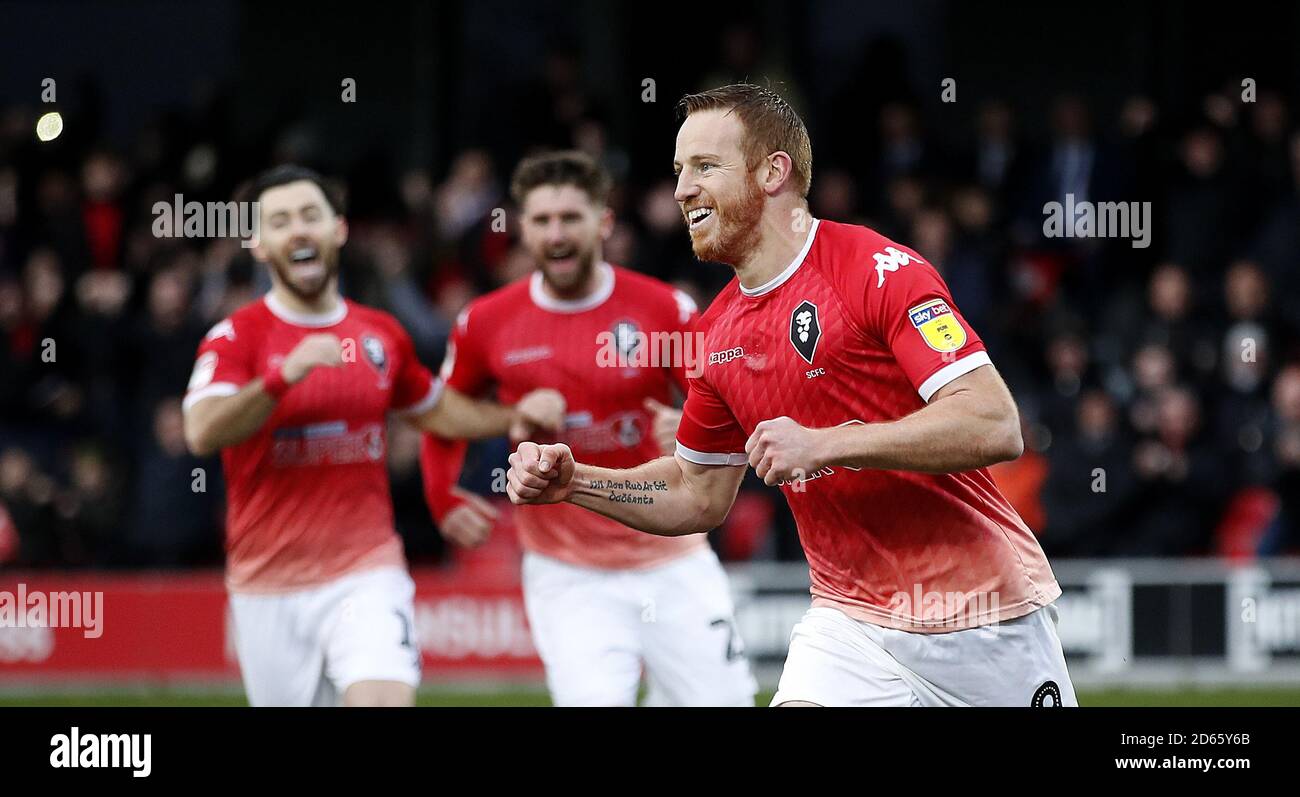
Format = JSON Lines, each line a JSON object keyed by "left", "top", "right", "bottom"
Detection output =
{"left": 908, "top": 299, "right": 966, "bottom": 352}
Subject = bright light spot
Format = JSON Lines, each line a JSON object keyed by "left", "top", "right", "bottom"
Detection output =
{"left": 36, "top": 111, "right": 63, "bottom": 142}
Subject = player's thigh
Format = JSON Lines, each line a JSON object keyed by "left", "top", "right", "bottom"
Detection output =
{"left": 639, "top": 549, "right": 757, "bottom": 707}
{"left": 770, "top": 606, "right": 916, "bottom": 707}
{"left": 883, "top": 604, "right": 1078, "bottom": 707}
{"left": 228, "top": 590, "right": 326, "bottom": 707}
{"left": 522, "top": 552, "right": 642, "bottom": 707}
{"left": 320, "top": 567, "right": 422, "bottom": 697}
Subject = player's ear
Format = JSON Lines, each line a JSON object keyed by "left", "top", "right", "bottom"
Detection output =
{"left": 599, "top": 206, "right": 615, "bottom": 240}
{"left": 762, "top": 151, "right": 794, "bottom": 196}
{"left": 249, "top": 234, "right": 268, "bottom": 263}
{"left": 334, "top": 216, "right": 349, "bottom": 248}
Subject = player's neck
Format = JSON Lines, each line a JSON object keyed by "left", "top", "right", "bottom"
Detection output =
{"left": 732, "top": 206, "right": 814, "bottom": 292}
{"left": 540, "top": 260, "right": 605, "bottom": 302}
{"left": 269, "top": 281, "right": 341, "bottom": 318}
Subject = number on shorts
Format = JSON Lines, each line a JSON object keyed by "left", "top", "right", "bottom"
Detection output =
{"left": 395, "top": 609, "right": 413, "bottom": 649}
{"left": 710, "top": 617, "right": 746, "bottom": 663}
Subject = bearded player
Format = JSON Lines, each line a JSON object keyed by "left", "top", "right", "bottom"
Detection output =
{"left": 507, "top": 85, "right": 1076, "bottom": 707}
{"left": 421, "top": 151, "right": 756, "bottom": 706}
{"left": 182, "top": 165, "right": 562, "bottom": 707}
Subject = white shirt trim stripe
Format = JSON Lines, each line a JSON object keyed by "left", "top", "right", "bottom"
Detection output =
{"left": 918, "top": 351, "right": 992, "bottom": 403}
{"left": 395, "top": 378, "right": 445, "bottom": 416}
{"left": 529, "top": 262, "right": 615, "bottom": 313}
{"left": 264, "top": 293, "right": 348, "bottom": 327}
{"left": 182, "top": 382, "right": 240, "bottom": 413}
{"left": 739, "top": 219, "right": 820, "bottom": 297}
{"left": 675, "top": 441, "right": 748, "bottom": 467}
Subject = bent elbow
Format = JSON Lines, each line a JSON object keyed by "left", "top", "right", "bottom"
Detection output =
{"left": 184, "top": 422, "right": 216, "bottom": 458}
{"left": 988, "top": 415, "right": 1024, "bottom": 464}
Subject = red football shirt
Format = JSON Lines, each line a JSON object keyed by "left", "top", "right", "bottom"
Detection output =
{"left": 421, "top": 262, "right": 708, "bottom": 569}
{"left": 183, "top": 294, "right": 440, "bottom": 593}
{"left": 676, "top": 219, "right": 1060, "bottom": 631}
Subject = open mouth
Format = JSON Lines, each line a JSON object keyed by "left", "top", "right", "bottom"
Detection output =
{"left": 286, "top": 245, "right": 326, "bottom": 278}
{"left": 544, "top": 246, "right": 580, "bottom": 273}
{"left": 686, "top": 206, "right": 715, "bottom": 230}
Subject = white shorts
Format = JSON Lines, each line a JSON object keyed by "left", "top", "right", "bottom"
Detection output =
{"left": 522, "top": 547, "right": 757, "bottom": 707}
{"left": 228, "top": 566, "right": 421, "bottom": 707}
{"left": 772, "top": 604, "right": 1077, "bottom": 707}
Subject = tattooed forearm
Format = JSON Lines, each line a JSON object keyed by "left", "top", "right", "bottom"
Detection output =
{"left": 588, "top": 478, "right": 669, "bottom": 504}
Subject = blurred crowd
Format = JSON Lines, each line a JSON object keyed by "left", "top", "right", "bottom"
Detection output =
{"left": 2, "top": 49, "right": 1300, "bottom": 570}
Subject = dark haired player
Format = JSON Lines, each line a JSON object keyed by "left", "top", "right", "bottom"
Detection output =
{"left": 508, "top": 87, "right": 1076, "bottom": 707}
{"left": 182, "top": 166, "right": 563, "bottom": 707}
{"left": 421, "top": 152, "right": 756, "bottom": 706}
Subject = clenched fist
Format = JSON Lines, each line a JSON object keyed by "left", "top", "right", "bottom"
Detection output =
{"left": 643, "top": 397, "right": 682, "bottom": 456}
{"left": 507, "top": 441, "right": 577, "bottom": 505}
{"left": 282, "top": 333, "right": 344, "bottom": 384}
{"left": 510, "top": 388, "right": 566, "bottom": 443}
{"left": 745, "top": 416, "right": 828, "bottom": 486}
{"left": 439, "top": 487, "right": 500, "bottom": 548}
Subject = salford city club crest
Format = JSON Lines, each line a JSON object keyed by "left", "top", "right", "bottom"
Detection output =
{"left": 361, "top": 335, "right": 390, "bottom": 379}
{"left": 907, "top": 299, "right": 967, "bottom": 353}
{"left": 612, "top": 319, "right": 641, "bottom": 358}
{"left": 789, "top": 300, "right": 821, "bottom": 364}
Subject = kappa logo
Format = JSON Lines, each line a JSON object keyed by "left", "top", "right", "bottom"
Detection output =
{"left": 790, "top": 300, "right": 821, "bottom": 364}
{"left": 708, "top": 346, "right": 745, "bottom": 365}
{"left": 873, "top": 246, "right": 925, "bottom": 288}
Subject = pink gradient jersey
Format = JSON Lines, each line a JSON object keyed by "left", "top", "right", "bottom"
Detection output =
{"left": 421, "top": 263, "right": 708, "bottom": 570}
{"left": 675, "top": 219, "right": 1060, "bottom": 631}
{"left": 183, "top": 294, "right": 441, "bottom": 593}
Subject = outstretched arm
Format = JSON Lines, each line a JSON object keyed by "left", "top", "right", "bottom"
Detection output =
{"left": 410, "top": 385, "right": 565, "bottom": 441}
{"left": 506, "top": 443, "right": 745, "bottom": 536}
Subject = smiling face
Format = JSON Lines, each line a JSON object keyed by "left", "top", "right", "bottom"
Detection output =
{"left": 673, "top": 109, "right": 766, "bottom": 265}
{"left": 519, "top": 183, "right": 611, "bottom": 296}
{"left": 252, "top": 180, "right": 347, "bottom": 304}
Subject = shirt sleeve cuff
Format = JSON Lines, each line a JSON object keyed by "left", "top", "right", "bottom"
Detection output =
{"left": 396, "top": 378, "right": 446, "bottom": 416}
{"left": 917, "top": 351, "right": 992, "bottom": 403}
{"left": 675, "top": 441, "right": 748, "bottom": 466}
{"left": 182, "top": 382, "right": 241, "bottom": 413}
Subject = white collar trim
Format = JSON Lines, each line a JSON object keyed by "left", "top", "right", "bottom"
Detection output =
{"left": 529, "top": 262, "right": 615, "bottom": 313}
{"left": 264, "top": 292, "right": 348, "bottom": 327}
{"left": 739, "top": 218, "right": 820, "bottom": 297}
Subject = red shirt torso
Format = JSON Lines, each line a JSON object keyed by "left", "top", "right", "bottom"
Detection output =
{"left": 184, "top": 295, "right": 438, "bottom": 593}
{"left": 426, "top": 263, "right": 707, "bottom": 569}
{"left": 675, "top": 219, "right": 1060, "bottom": 630}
